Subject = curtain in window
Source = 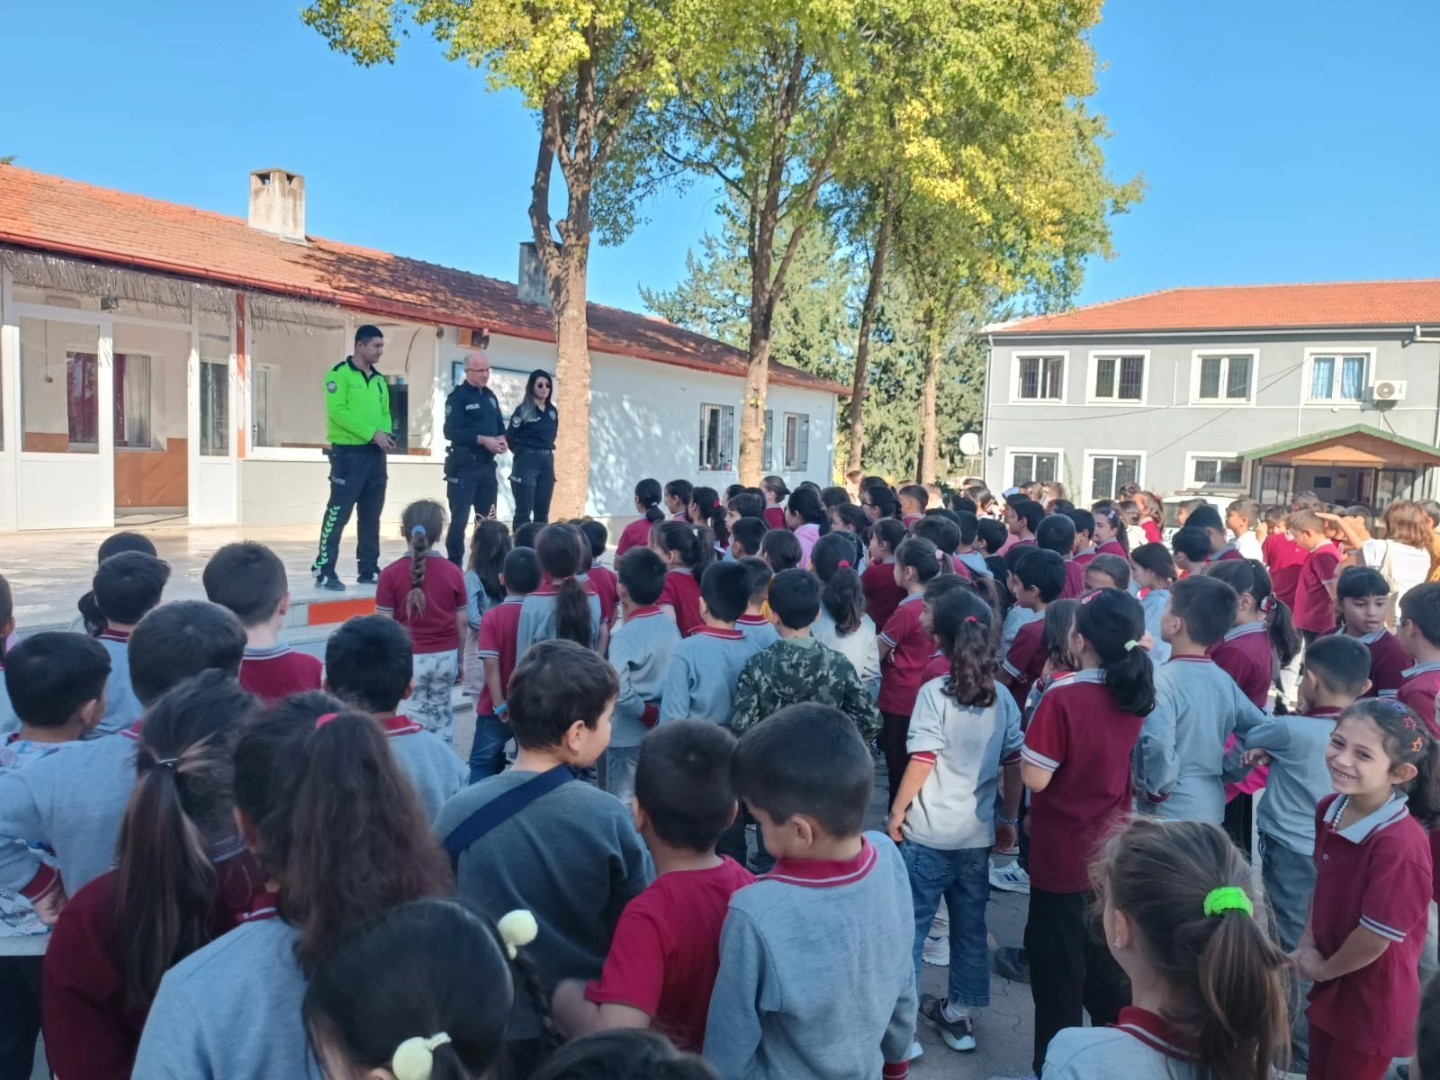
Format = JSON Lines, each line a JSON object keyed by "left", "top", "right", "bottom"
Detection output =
{"left": 1311, "top": 356, "right": 1335, "bottom": 399}
{"left": 1226, "top": 356, "right": 1251, "bottom": 399}
{"left": 1340, "top": 356, "right": 1365, "bottom": 401}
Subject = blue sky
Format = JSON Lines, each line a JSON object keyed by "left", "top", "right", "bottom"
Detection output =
{"left": 5, "top": 0, "right": 1437, "bottom": 314}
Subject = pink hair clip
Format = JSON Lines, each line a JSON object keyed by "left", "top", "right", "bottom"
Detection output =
{"left": 964, "top": 615, "right": 980, "bottom": 625}
{"left": 838, "top": 560, "right": 851, "bottom": 569}
{"left": 315, "top": 713, "right": 341, "bottom": 730}
{"left": 1405, "top": 716, "right": 1419, "bottom": 731}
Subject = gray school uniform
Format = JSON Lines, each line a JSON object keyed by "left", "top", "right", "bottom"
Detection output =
{"left": 0, "top": 683, "right": 17, "bottom": 739}
{"left": 956, "top": 551, "right": 993, "bottom": 578}
{"left": 516, "top": 589, "right": 604, "bottom": 655}
{"left": 1134, "top": 657, "right": 1266, "bottom": 825}
{"left": 0, "top": 732, "right": 136, "bottom": 895}
{"left": 96, "top": 634, "right": 142, "bottom": 736}
{"left": 657, "top": 629, "right": 766, "bottom": 726}
{"left": 464, "top": 569, "right": 494, "bottom": 631}
{"left": 609, "top": 609, "right": 681, "bottom": 748}
{"left": 703, "top": 833, "right": 917, "bottom": 1080}
{"left": 1044, "top": 1017, "right": 1202, "bottom": 1079}
{"left": 386, "top": 722, "right": 468, "bottom": 823}
{"left": 737, "top": 617, "right": 782, "bottom": 651}
{"left": 813, "top": 609, "right": 882, "bottom": 702}
{"left": 132, "top": 914, "right": 313, "bottom": 1079}
{"left": 999, "top": 606, "right": 1043, "bottom": 661}
{"left": 1139, "top": 589, "right": 1172, "bottom": 665}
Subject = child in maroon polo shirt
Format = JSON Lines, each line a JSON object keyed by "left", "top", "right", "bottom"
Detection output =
{"left": 552, "top": 722, "right": 753, "bottom": 1052}
{"left": 1295, "top": 699, "right": 1436, "bottom": 1080}
{"left": 1334, "top": 566, "right": 1411, "bottom": 699}
{"left": 1399, "top": 584, "right": 1440, "bottom": 736}
{"left": 1291, "top": 509, "right": 1343, "bottom": 642}
{"left": 879, "top": 538, "right": 945, "bottom": 806}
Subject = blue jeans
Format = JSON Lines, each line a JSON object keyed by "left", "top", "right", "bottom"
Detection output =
{"left": 468, "top": 713, "right": 511, "bottom": 783}
{"left": 902, "top": 841, "right": 991, "bottom": 1008}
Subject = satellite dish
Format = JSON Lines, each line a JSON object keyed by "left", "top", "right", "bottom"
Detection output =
{"left": 958, "top": 432, "right": 981, "bottom": 456}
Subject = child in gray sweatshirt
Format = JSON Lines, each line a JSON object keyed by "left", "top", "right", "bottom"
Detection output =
{"left": 704, "top": 704, "right": 916, "bottom": 1080}
{"left": 606, "top": 550, "right": 681, "bottom": 801}
{"left": 90, "top": 552, "right": 171, "bottom": 736}
{"left": 660, "top": 562, "right": 764, "bottom": 725}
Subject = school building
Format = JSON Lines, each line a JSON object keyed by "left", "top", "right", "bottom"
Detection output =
{"left": 981, "top": 281, "right": 1440, "bottom": 509}
{"left": 0, "top": 165, "right": 846, "bottom": 534}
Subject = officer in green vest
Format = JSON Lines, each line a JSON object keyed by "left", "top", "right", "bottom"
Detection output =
{"left": 311, "top": 324, "right": 395, "bottom": 590}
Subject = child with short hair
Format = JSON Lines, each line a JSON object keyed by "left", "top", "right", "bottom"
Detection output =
{"left": 705, "top": 704, "right": 916, "bottom": 1079}
{"left": 1042, "top": 818, "right": 1290, "bottom": 1079}
{"left": 436, "top": 641, "right": 652, "bottom": 1072}
{"left": 1185, "top": 504, "right": 1239, "bottom": 563}
{"left": 469, "top": 546, "right": 541, "bottom": 782}
{"left": 133, "top": 694, "right": 453, "bottom": 1078}
{"left": 1136, "top": 576, "right": 1267, "bottom": 825}
{"left": 1000, "top": 548, "right": 1067, "bottom": 711}
{"left": 1262, "top": 504, "right": 1306, "bottom": 608}
{"left": 1291, "top": 508, "right": 1344, "bottom": 642}
{"left": 553, "top": 722, "right": 754, "bottom": 1051}
{"left": 879, "top": 538, "right": 946, "bottom": 805}
{"left": 376, "top": 500, "right": 470, "bottom": 745}
{"left": 863, "top": 519, "right": 909, "bottom": 631}
{"left": 1007, "top": 499, "right": 1044, "bottom": 547}
{"left": 325, "top": 615, "right": 466, "bottom": 822}
{"left": 606, "top": 549, "right": 681, "bottom": 802}
{"left": 462, "top": 519, "right": 511, "bottom": 698}
{"left": 888, "top": 589, "right": 1022, "bottom": 1057}
{"left": 1227, "top": 498, "right": 1265, "bottom": 561}
{"left": 1399, "top": 583, "right": 1440, "bottom": 733}
{"left": 581, "top": 519, "right": 621, "bottom": 629}
{"left": 74, "top": 532, "right": 158, "bottom": 638}
{"left": 654, "top": 522, "right": 716, "bottom": 637}
{"left": 202, "top": 541, "right": 322, "bottom": 703}
{"left": 1035, "top": 515, "right": 1082, "bottom": 600}
{"left": 729, "top": 516, "right": 768, "bottom": 561}
{"left": 1083, "top": 553, "right": 1130, "bottom": 594}
{"left": 759, "top": 527, "right": 802, "bottom": 574}
{"left": 1064, "top": 508, "right": 1097, "bottom": 566}
{"left": 735, "top": 557, "right": 781, "bottom": 650}
{"left": 811, "top": 534, "right": 880, "bottom": 700}
{"left": 1170, "top": 526, "right": 1212, "bottom": 578}
{"left": 954, "top": 511, "right": 993, "bottom": 578}
{"left": 660, "top": 562, "right": 766, "bottom": 726}
{"left": 91, "top": 551, "right": 171, "bottom": 734}
{"left": 898, "top": 484, "right": 928, "bottom": 528}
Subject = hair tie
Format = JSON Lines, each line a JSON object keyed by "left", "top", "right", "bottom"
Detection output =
{"left": 1405, "top": 716, "right": 1419, "bottom": 731}
{"left": 1415, "top": 736, "right": 1426, "bottom": 753}
{"left": 392, "top": 1033, "right": 453, "bottom": 1080}
{"left": 411, "top": 524, "right": 428, "bottom": 540}
{"left": 497, "top": 909, "right": 538, "bottom": 959}
{"left": 1203, "top": 886, "right": 1253, "bottom": 918}
{"left": 1123, "top": 639, "right": 1140, "bottom": 652}
{"left": 964, "top": 615, "right": 980, "bottom": 625}
{"left": 315, "top": 712, "right": 340, "bottom": 730}
{"left": 156, "top": 757, "right": 179, "bottom": 771}
{"left": 936, "top": 549, "right": 945, "bottom": 562}
{"left": 838, "top": 560, "right": 851, "bottom": 569}
{"left": 1259, "top": 595, "right": 1275, "bottom": 613}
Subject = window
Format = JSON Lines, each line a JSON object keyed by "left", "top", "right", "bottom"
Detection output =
{"left": 1091, "top": 354, "right": 1145, "bottom": 402}
{"left": 1378, "top": 468, "right": 1418, "bottom": 505}
{"left": 783, "top": 412, "right": 809, "bottom": 471}
{"left": 67, "top": 352, "right": 100, "bottom": 447}
{"left": 253, "top": 363, "right": 280, "bottom": 448}
{"left": 1194, "top": 353, "right": 1254, "bottom": 403}
{"left": 763, "top": 409, "right": 774, "bottom": 471}
{"left": 1308, "top": 353, "right": 1368, "bottom": 403}
{"left": 1011, "top": 452, "right": 1059, "bottom": 486}
{"left": 698, "top": 403, "right": 735, "bottom": 471}
{"left": 388, "top": 377, "right": 410, "bottom": 453}
{"left": 114, "top": 354, "right": 153, "bottom": 448}
{"left": 1016, "top": 355, "right": 1064, "bottom": 401}
{"left": 1088, "top": 453, "right": 1141, "bottom": 501}
{"left": 1190, "top": 455, "right": 1244, "bottom": 488}
{"left": 1258, "top": 465, "right": 1295, "bottom": 507}
{"left": 199, "top": 331, "right": 230, "bottom": 456}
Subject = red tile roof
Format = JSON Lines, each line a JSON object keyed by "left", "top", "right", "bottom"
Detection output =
{"left": 0, "top": 166, "right": 847, "bottom": 395}
{"left": 992, "top": 281, "right": 1440, "bottom": 336}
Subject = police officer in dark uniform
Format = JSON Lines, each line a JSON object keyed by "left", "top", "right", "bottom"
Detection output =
{"left": 506, "top": 368, "right": 559, "bottom": 531}
{"left": 443, "top": 351, "right": 507, "bottom": 564}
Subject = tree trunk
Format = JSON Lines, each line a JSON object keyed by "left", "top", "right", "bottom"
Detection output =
{"left": 918, "top": 319, "right": 941, "bottom": 484}
{"left": 847, "top": 188, "right": 893, "bottom": 475}
{"left": 550, "top": 255, "right": 592, "bottom": 517}
{"left": 738, "top": 282, "right": 774, "bottom": 487}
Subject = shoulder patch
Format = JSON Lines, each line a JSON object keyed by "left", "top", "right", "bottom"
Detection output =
{"left": 326, "top": 380, "right": 338, "bottom": 394}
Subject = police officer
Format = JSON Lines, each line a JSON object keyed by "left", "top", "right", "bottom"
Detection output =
{"left": 312, "top": 324, "right": 394, "bottom": 591}
{"left": 506, "top": 368, "right": 559, "bottom": 531}
{"left": 443, "top": 351, "right": 507, "bottom": 563}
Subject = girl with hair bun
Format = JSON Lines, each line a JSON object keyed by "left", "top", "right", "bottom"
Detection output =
{"left": 616, "top": 479, "right": 666, "bottom": 558}
{"left": 811, "top": 532, "right": 880, "bottom": 700}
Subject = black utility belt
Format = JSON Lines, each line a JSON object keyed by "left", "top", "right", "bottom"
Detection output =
{"left": 514, "top": 447, "right": 554, "bottom": 455}
{"left": 329, "top": 442, "right": 381, "bottom": 452}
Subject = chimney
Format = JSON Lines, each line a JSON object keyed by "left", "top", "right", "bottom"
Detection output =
{"left": 248, "top": 169, "right": 306, "bottom": 243}
{"left": 518, "top": 241, "right": 554, "bottom": 309}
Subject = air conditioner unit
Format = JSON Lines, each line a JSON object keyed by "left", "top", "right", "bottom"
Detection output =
{"left": 1372, "top": 379, "right": 1407, "bottom": 402}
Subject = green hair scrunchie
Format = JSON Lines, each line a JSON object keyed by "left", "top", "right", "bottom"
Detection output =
{"left": 1203, "top": 885, "right": 1253, "bottom": 918}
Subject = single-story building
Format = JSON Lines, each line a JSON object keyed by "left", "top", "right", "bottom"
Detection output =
{"left": 0, "top": 166, "right": 846, "bottom": 533}
{"left": 982, "top": 281, "right": 1440, "bottom": 507}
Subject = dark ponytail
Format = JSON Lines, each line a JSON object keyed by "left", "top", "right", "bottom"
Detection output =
{"left": 895, "top": 537, "right": 944, "bottom": 586}
{"left": 786, "top": 487, "right": 828, "bottom": 533}
{"left": 692, "top": 486, "right": 728, "bottom": 548}
{"left": 871, "top": 518, "right": 907, "bottom": 559}
{"left": 654, "top": 520, "right": 715, "bottom": 576}
{"left": 1074, "top": 588, "right": 1155, "bottom": 715}
{"left": 400, "top": 500, "right": 446, "bottom": 620}
{"left": 467, "top": 520, "right": 511, "bottom": 605}
{"left": 635, "top": 478, "right": 664, "bottom": 523}
{"left": 536, "top": 524, "right": 593, "bottom": 648}
{"left": 812, "top": 533, "right": 865, "bottom": 633}
{"left": 932, "top": 589, "right": 999, "bottom": 707}
{"left": 1346, "top": 698, "right": 1440, "bottom": 828}
{"left": 115, "top": 671, "right": 255, "bottom": 1009}
{"left": 1092, "top": 502, "right": 1131, "bottom": 556}
{"left": 1205, "top": 558, "right": 1300, "bottom": 670}
{"left": 865, "top": 484, "right": 901, "bottom": 521}
{"left": 234, "top": 693, "right": 452, "bottom": 974}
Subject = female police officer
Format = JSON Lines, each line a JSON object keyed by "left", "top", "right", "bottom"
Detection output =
{"left": 506, "top": 369, "right": 558, "bottom": 531}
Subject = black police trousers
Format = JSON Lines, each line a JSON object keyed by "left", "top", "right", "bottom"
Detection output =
{"left": 313, "top": 443, "right": 387, "bottom": 579}
{"left": 510, "top": 449, "right": 556, "bottom": 532}
{"left": 446, "top": 461, "right": 499, "bottom": 564}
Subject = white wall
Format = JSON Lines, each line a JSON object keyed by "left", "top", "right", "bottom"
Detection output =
{"left": 250, "top": 320, "right": 345, "bottom": 447}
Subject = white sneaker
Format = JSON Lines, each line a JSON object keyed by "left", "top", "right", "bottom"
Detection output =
{"left": 907, "top": 1039, "right": 925, "bottom": 1061}
{"left": 922, "top": 934, "right": 949, "bottom": 966}
{"left": 989, "top": 858, "right": 1031, "bottom": 895}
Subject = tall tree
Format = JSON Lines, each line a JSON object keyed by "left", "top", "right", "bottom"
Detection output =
{"left": 302, "top": 0, "right": 683, "bottom": 516}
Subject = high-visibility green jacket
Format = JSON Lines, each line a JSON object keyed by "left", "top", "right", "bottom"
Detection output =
{"left": 325, "top": 358, "right": 391, "bottom": 446}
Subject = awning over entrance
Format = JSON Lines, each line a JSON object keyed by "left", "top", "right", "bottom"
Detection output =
{"left": 1240, "top": 424, "right": 1440, "bottom": 468}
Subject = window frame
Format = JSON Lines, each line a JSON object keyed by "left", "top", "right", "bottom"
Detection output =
{"left": 1184, "top": 450, "right": 1248, "bottom": 491}
{"left": 1082, "top": 449, "right": 1146, "bottom": 504}
{"left": 1009, "top": 351, "right": 1068, "bottom": 405}
{"left": 1085, "top": 350, "right": 1149, "bottom": 406}
{"left": 1004, "top": 446, "right": 1064, "bottom": 488}
{"left": 1303, "top": 348, "right": 1373, "bottom": 407}
{"left": 782, "top": 411, "right": 810, "bottom": 472}
{"left": 698, "top": 402, "right": 736, "bottom": 473}
{"left": 1188, "top": 349, "right": 1258, "bottom": 407}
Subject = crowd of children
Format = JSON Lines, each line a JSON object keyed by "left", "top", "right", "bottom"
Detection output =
{"left": 4, "top": 475, "right": 1440, "bottom": 1080}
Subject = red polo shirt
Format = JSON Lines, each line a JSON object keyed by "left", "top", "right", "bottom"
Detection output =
{"left": 375, "top": 554, "right": 468, "bottom": 653}
{"left": 586, "top": 565, "right": 619, "bottom": 628}
{"left": 861, "top": 561, "right": 907, "bottom": 632}
{"left": 659, "top": 569, "right": 704, "bottom": 637}
{"left": 1061, "top": 558, "right": 1087, "bottom": 600}
{"left": 475, "top": 597, "right": 525, "bottom": 715}
{"left": 616, "top": 517, "right": 655, "bottom": 558}
{"left": 1348, "top": 629, "right": 1410, "bottom": 699}
{"left": 1399, "top": 662, "right": 1440, "bottom": 738}
{"left": 1210, "top": 623, "right": 1273, "bottom": 709}
{"left": 1309, "top": 793, "right": 1431, "bottom": 1057}
{"left": 878, "top": 594, "right": 931, "bottom": 716}
{"left": 1263, "top": 532, "right": 1307, "bottom": 608}
{"left": 238, "top": 645, "right": 323, "bottom": 704}
{"left": 1002, "top": 617, "right": 1047, "bottom": 710}
{"left": 1021, "top": 671, "right": 1145, "bottom": 893}
{"left": 1292, "top": 542, "right": 1342, "bottom": 635}
{"left": 1096, "top": 540, "right": 1127, "bottom": 558}
{"left": 764, "top": 507, "right": 787, "bottom": 530}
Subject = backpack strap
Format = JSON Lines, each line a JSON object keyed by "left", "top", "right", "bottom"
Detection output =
{"left": 443, "top": 767, "right": 574, "bottom": 865}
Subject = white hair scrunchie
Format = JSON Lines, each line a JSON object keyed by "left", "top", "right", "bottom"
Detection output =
{"left": 392, "top": 1033, "right": 452, "bottom": 1080}
{"left": 497, "top": 909, "right": 538, "bottom": 959}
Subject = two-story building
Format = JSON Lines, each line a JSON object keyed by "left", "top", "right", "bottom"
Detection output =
{"left": 982, "top": 281, "right": 1440, "bottom": 510}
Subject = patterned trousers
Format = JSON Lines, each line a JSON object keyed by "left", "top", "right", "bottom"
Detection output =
{"left": 401, "top": 650, "right": 459, "bottom": 746}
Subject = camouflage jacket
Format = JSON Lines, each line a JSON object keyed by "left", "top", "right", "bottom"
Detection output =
{"left": 730, "top": 637, "right": 881, "bottom": 742}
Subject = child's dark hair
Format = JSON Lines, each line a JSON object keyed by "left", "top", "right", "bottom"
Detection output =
{"left": 811, "top": 533, "right": 865, "bottom": 633}
{"left": 729, "top": 516, "right": 768, "bottom": 559}
{"left": 831, "top": 502, "right": 870, "bottom": 540}
{"left": 1169, "top": 575, "right": 1239, "bottom": 648}
{"left": 634, "top": 721, "right": 738, "bottom": 852}
{"left": 691, "top": 486, "right": 728, "bottom": 546}
{"left": 931, "top": 588, "right": 998, "bottom": 708}
{"left": 954, "top": 509, "right": 979, "bottom": 547}
{"left": 1343, "top": 699, "right": 1440, "bottom": 825}
{"left": 1228, "top": 498, "right": 1261, "bottom": 529}
{"left": 503, "top": 546, "right": 543, "bottom": 595}
{"left": 1064, "top": 508, "right": 1095, "bottom": 543}
{"left": 895, "top": 536, "right": 943, "bottom": 585}
{"left": 3, "top": 632, "right": 110, "bottom": 727}
{"left": 1301, "top": 634, "right": 1371, "bottom": 698}
{"left": 1205, "top": 559, "right": 1300, "bottom": 668}
{"left": 731, "top": 704, "right": 872, "bottom": 839}
{"left": 78, "top": 533, "right": 160, "bottom": 635}
{"left": 468, "top": 520, "right": 512, "bottom": 605}
{"left": 1075, "top": 589, "right": 1156, "bottom": 715}
{"left": 1091, "top": 503, "right": 1131, "bottom": 555}
{"left": 202, "top": 542, "right": 288, "bottom": 627}
{"left": 304, "top": 898, "right": 528, "bottom": 1080}
{"left": 870, "top": 517, "right": 907, "bottom": 557}
{"left": 864, "top": 484, "right": 900, "bottom": 520}
{"left": 530, "top": 1029, "right": 721, "bottom": 1080}
{"left": 739, "top": 557, "right": 773, "bottom": 608}
{"left": 1094, "top": 818, "right": 1290, "bottom": 1080}
{"left": 1010, "top": 548, "right": 1066, "bottom": 604}
{"left": 786, "top": 486, "right": 828, "bottom": 531}
{"left": 1172, "top": 526, "right": 1213, "bottom": 564}
{"left": 727, "top": 489, "right": 766, "bottom": 521}
{"left": 820, "top": 485, "right": 851, "bottom": 510}
{"left": 400, "top": 499, "right": 446, "bottom": 620}
{"left": 1402, "top": 583, "right": 1440, "bottom": 648}
{"left": 767, "top": 569, "right": 822, "bottom": 631}
{"left": 537, "top": 524, "right": 594, "bottom": 647}
{"left": 515, "top": 521, "right": 545, "bottom": 549}
{"left": 1012, "top": 499, "right": 1045, "bottom": 535}
{"left": 326, "top": 616, "right": 413, "bottom": 715}
{"left": 700, "top": 561, "right": 751, "bottom": 625}
{"left": 506, "top": 639, "right": 619, "bottom": 751}
{"left": 1186, "top": 504, "right": 1224, "bottom": 536}
{"left": 1336, "top": 564, "right": 1389, "bottom": 602}
{"left": 116, "top": 671, "right": 255, "bottom": 1009}
{"left": 1046, "top": 498, "right": 1075, "bottom": 515}
{"left": 761, "top": 475, "right": 790, "bottom": 505}
{"left": 923, "top": 574, "right": 970, "bottom": 610}
{"left": 93, "top": 551, "right": 171, "bottom": 626}
{"left": 654, "top": 521, "right": 716, "bottom": 576}
{"left": 910, "top": 515, "right": 959, "bottom": 562}
{"left": 1130, "top": 541, "right": 1177, "bottom": 583}
{"left": 1263, "top": 504, "right": 1289, "bottom": 530}
{"left": 1086, "top": 554, "right": 1130, "bottom": 592}
{"left": 759, "top": 527, "right": 802, "bottom": 572}
{"left": 1035, "top": 513, "right": 1076, "bottom": 557}
{"left": 234, "top": 693, "right": 453, "bottom": 973}
{"left": 897, "top": 483, "right": 929, "bottom": 511}
{"left": 1042, "top": 599, "right": 1082, "bottom": 673}
{"left": 634, "top": 478, "right": 665, "bottom": 523}
{"left": 975, "top": 518, "right": 1008, "bottom": 556}
{"left": 129, "top": 601, "right": 247, "bottom": 706}
{"left": 617, "top": 548, "right": 668, "bottom": 607}
{"left": 664, "top": 479, "right": 694, "bottom": 509}
{"left": 578, "top": 520, "right": 609, "bottom": 565}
